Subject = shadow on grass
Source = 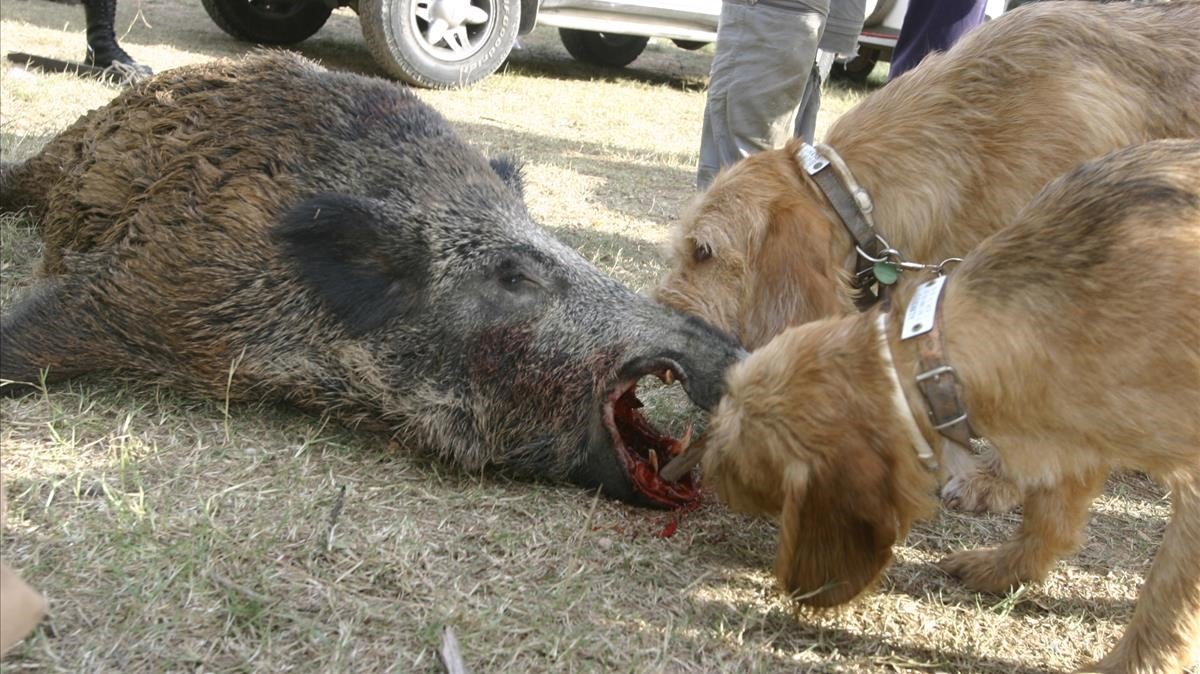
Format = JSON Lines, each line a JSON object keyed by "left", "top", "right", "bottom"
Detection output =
{"left": 500, "top": 45, "right": 710, "bottom": 93}
{"left": 677, "top": 497, "right": 1154, "bottom": 648}
{"left": 881, "top": 558, "right": 1138, "bottom": 623}
{"left": 679, "top": 528, "right": 1138, "bottom": 643}
{"left": 686, "top": 592, "right": 1057, "bottom": 674}
{"left": 453, "top": 118, "right": 698, "bottom": 232}
{"left": 826, "top": 73, "right": 889, "bottom": 96}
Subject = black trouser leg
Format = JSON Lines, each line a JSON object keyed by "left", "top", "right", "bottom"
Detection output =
{"left": 82, "top": 0, "right": 151, "bottom": 77}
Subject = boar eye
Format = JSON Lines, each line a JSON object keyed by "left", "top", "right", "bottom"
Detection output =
{"left": 495, "top": 260, "right": 540, "bottom": 293}
{"left": 500, "top": 272, "right": 534, "bottom": 289}
{"left": 693, "top": 242, "right": 713, "bottom": 263}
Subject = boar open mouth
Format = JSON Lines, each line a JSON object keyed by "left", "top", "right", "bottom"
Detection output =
{"left": 603, "top": 364, "right": 698, "bottom": 509}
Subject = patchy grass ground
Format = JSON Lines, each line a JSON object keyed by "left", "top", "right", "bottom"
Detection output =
{"left": 0, "top": 1, "right": 1178, "bottom": 672}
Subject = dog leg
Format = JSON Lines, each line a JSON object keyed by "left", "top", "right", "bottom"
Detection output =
{"left": 1085, "top": 472, "right": 1200, "bottom": 674}
{"left": 940, "top": 441, "right": 1022, "bottom": 514}
{"left": 939, "top": 467, "right": 1107, "bottom": 593}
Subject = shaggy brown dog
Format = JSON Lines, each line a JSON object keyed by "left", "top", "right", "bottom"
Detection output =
{"left": 656, "top": 0, "right": 1200, "bottom": 512}
{"left": 700, "top": 140, "right": 1200, "bottom": 674}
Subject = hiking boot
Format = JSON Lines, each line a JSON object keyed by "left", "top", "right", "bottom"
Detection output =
{"left": 83, "top": 0, "right": 152, "bottom": 82}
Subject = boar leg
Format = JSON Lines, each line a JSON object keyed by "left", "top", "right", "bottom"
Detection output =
{"left": 1, "top": 280, "right": 110, "bottom": 395}
{"left": 0, "top": 160, "right": 46, "bottom": 215}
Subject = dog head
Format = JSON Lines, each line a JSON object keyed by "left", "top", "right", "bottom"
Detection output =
{"left": 656, "top": 139, "right": 854, "bottom": 350}
{"left": 702, "top": 315, "right": 936, "bottom": 607}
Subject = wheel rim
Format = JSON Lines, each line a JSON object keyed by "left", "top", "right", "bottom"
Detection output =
{"left": 409, "top": 0, "right": 494, "bottom": 62}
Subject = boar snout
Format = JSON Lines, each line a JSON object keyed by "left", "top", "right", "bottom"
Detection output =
{"left": 568, "top": 311, "right": 744, "bottom": 509}
{"left": 626, "top": 313, "right": 745, "bottom": 411}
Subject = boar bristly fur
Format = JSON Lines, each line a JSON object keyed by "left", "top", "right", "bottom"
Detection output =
{"left": 0, "top": 52, "right": 743, "bottom": 507}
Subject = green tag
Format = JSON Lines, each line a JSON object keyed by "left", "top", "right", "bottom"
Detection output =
{"left": 873, "top": 261, "right": 900, "bottom": 285}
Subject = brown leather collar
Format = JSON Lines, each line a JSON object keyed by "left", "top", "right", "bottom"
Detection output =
{"left": 901, "top": 275, "right": 979, "bottom": 447}
{"left": 876, "top": 313, "right": 940, "bottom": 472}
{"left": 794, "top": 143, "right": 885, "bottom": 309}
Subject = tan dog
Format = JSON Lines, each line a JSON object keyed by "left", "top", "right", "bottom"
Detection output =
{"left": 700, "top": 140, "right": 1200, "bottom": 674}
{"left": 656, "top": 1, "right": 1200, "bottom": 512}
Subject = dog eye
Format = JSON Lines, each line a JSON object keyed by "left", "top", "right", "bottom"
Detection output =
{"left": 693, "top": 243, "right": 713, "bottom": 263}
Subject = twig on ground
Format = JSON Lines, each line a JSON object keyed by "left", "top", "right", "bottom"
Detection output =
{"left": 439, "top": 625, "right": 469, "bottom": 674}
{"left": 324, "top": 484, "right": 347, "bottom": 553}
{"left": 580, "top": 486, "right": 602, "bottom": 535}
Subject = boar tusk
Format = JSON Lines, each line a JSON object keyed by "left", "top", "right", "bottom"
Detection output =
{"left": 674, "top": 421, "right": 693, "bottom": 457}
{"left": 659, "top": 434, "right": 707, "bottom": 483}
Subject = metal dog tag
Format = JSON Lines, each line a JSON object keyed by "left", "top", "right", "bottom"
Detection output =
{"left": 873, "top": 260, "right": 900, "bottom": 285}
{"left": 901, "top": 274, "right": 947, "bottom": 340}
{"left": 798, "top": 143, "right": 829, "bottom": 175}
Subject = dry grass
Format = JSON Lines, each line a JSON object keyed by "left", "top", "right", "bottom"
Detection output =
{"left": 0, "top": 1, "right": 1178, "bottom": 672}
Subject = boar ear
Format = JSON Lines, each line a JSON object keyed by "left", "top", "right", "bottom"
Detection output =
{"left": 489, "top": 155, "right": 524, "bottom": 196}
{"left": 274, "top": 192, "right": 429, "bottom": 335}
{"left": 775, "top": 442, "right": 897, "bottom": 608}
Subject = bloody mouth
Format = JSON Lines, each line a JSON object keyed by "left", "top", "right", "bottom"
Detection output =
{"left": 603, "top": 368, "right": 699, "bottom": 509}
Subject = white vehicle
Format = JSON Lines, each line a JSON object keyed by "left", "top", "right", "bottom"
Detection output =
{"left": 536, "top": 0, "right": 720, "bottom": 68}
{"left": 199, "top": 0, "right": 1003, "bottom": 89}
{"left": 200, "top": 0, "right": 720, "bottom": 89}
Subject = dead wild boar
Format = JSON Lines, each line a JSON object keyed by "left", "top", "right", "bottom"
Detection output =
{"left": 0, "top": 51, "right": 743, "bottom": 508}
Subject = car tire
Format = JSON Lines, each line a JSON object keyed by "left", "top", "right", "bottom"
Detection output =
{"left": 201, "top": 0, "right": 333, "bottom": 44}
{"left": 558, "top": 29, "right": 649, "bottom": 68}
{"left": 360, "top": 0, "right": 520, "bottom": 89}
{"left": 671, "top": 39, "right": 707, "bottom": 51}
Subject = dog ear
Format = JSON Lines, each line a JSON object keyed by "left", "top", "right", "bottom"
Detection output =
{"left": 774, "top": 438, "right": 898, "bottom": 607}
{"left": 744, "top": 198, "right": 847, "bottom": 349}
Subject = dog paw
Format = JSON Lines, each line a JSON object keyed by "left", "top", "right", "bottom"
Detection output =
{"left": 941, "top": 469, "right": 1021, "bottom": 514}
{"left": 939, "top": 548, "right": 1026, "bottom": 594}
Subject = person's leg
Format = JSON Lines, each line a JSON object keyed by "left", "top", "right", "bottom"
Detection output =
{"left": 697, "top": 0, "right": 827, "bottom": 189}
{"left": 698, "top": 0, "right": 752, "bottom": 189}
{"left": 888, "top": 0, "right": 986, "bottom": 80}
{"left": 83, "top": 0, "right": 152, "bottom": 80}
{"left": 793, "top": 48, "right": 835, "bottom": 143}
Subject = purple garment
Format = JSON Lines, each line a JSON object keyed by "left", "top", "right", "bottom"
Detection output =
{"left": 888, "top": 0, "right": 987, "bottom": 80}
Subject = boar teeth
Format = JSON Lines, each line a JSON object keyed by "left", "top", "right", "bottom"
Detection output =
{"left": 659, "top": 432, "right": 706, "bottom": 483}
{"left": 661, "top": 369, "right": 675, "bottom": 385}
{"left": 648, "top": 449, "right": 659, "bottom": 472}
{"left": 674, "top": 421, "right": 694, "bottom": 457}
